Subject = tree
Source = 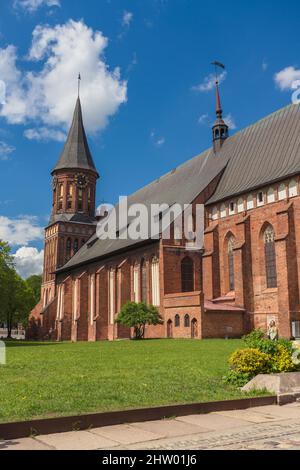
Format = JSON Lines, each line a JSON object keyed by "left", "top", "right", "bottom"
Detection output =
{"left": 116, "top": 302, "right": 163, "bottom": 340}
{"left": 0, "top": 240, "right": 36, "bottom": 338}
{"left": 26, "top": 275, "right": 42, "bottom": 304}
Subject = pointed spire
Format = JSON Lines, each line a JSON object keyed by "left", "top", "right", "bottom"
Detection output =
{"left": 215, "top": 80, "right": 223, "bottom": 119}
{"left": 52, "top": 97, "right": 99, "bottom": 176}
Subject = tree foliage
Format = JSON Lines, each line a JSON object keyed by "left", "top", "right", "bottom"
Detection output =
{"left": 0, "top": 240, "right": 36, "bottom": 338}
{"left": 116, "top": 302, "right": 163, "bottom": 339}
{"left": 26, "top": 275, "right": 42, "bottom": 304}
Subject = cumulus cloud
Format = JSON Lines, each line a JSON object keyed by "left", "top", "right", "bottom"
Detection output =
{"left": 122, "top": 11, "right": 133, "bottom": 27}
{"left": 24, "top": 127, "right": 66, "bottom": 142}
{"left": 274, "top": 66, "right": 300, "bottom": 91}
{"left": 0, "top": 20, "right": 127, "bottom": 140}
{"left": 13, "top": 0, "right": 60, "bottom": 13}
{"left": 224, "top": 113, "right": 237, "bottom": 130}
{"left": 192, "top": 71, "right": 227, "bottom": 93}
{"left": 14, "top": 246, "right": 44, "bottom": 279}
{"left": 0, "top": 215, "right": 43, "bottom": 246}
{"left": 0, "top": 141, "right": 15, "bottom": 160}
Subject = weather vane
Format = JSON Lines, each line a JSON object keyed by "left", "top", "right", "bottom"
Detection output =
{"left": 78, "top": 73, "right": 81, "bottom": 97}
{"left": 211, "top": 61, "right": 225, "bottom": 83}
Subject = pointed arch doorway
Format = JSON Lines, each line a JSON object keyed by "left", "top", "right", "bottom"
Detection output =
{"left": 167, "top": 319, "right": 173, "bottom": 338}
{"left": 191, "top": 318, "right": 198, "bottom": 339}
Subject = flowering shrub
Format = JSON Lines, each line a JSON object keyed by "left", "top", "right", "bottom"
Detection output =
{"left": 229, "top": 348, "right": 271, "bottom": 376}
{"left": 272, "top": 344, "right": 295, "bottom": 373}
{"left": 224, "top": 330, "right": 300, "bottom": 388}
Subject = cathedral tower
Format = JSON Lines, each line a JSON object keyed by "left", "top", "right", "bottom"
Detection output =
{"left": 41, "top": 97, "right": 99, "bottom": 308}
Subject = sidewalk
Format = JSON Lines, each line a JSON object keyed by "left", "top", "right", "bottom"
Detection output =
{"left": 2, "top": 403, "right": 300, "bottom": 450}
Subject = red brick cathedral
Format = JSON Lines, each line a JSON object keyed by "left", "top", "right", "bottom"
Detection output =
{"left": 29, "top": 84, "right": 300, "bottom": 341}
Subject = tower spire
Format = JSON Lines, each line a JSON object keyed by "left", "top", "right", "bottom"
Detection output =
{"left": 211, "top": 61, "right": 228, "bottom": 151}
{"left": 78, "top": 73, "right": 81, "bottom": 98}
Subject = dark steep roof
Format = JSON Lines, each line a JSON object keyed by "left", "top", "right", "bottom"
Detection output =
{"left": 52, "top": 98, "right": 98, "bottom": 175}
{"left": 57, "top": 103, "right": 300, "bottom": 273}
{"left": 207, "top": 103, "right": 300, "bottom": 204}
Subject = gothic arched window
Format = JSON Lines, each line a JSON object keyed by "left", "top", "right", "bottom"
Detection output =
{"left": 228, "top": 236, "right": 235, "bottom": 291}
{"left": 264, "top": 226, "right": 277, "bottom": 288}
{"left": 141, "top": 259, "right": 147, "bottom": 303}
{"left": 73, "top": 239, "right": 79, "bottom": 254}
{"left": 184, "top": 314, "right": 190, "bottom": 328}
{"left": 66, "top": 238, "right": 72, "bottom": 260}
{"left": 175, "top": 314, "right": 180, "bottom": 327}
{"left": 181, "top": 257, "right": 194, "bottom": 292}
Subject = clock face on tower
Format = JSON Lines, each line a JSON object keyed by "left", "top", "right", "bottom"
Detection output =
{"left": 75, "top": 172, "right": 89, "bottom": 189}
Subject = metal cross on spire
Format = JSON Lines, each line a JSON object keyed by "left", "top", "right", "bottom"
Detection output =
{"left": 211, "top": 61, "right": 225, "bottom": 84}
{"left": 78, "top": 73, "right": 81, "bottom": 98}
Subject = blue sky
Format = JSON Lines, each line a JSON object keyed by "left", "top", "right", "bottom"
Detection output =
{"left": 0, "top": 0, "right": 299, "bottom": 277}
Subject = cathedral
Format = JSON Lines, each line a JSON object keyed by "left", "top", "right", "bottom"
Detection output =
{"left": 29, "top": 82, "right": 300, "bottom": 341}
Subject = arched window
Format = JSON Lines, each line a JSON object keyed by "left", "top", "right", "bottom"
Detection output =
{"left": 264, "top": 226, "right": 277, "bottom": 288}
{"left": 78, "top": 189, "right": 83, "bottom": 211}
{"left": 278, "top": 183, "right": 287, "bottom": 200}
{"left": 184, "top": 314, "right": 190, "bottom": 328}
{"left": 181, "top": 257, "right": 194, "bottom": 292}
{"left": 247, "top": 195, "right": 254, "bottom": 210}
{"left": 228, "top": 236, "right": 235, "bottom": 291}
{"left": 175, "top": 314, "right": 180, "bottom": 327}
{"left": 141, "top": 259, "right": 147, "bottom": 303}
{"left": 237, "top": 198, "right": 244, "bottom": 213}
{"left": 289, "top": 180, "right": 298, "bottom": 198}
{"left": 267, "top": 187, "right": 275, "bottom": 204}
{"left": 73, "top": 239, "right": 79, "bottom": 254}
{"left": 66, "top": 238, "right": 72, "bottom": 260}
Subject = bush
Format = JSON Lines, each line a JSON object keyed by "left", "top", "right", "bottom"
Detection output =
{"left": 229, "top": 348, "right": 271, "bottom": 377}
{"left": 223, "top": 370, "right": 251, "bottom": 388}
{"left": 242, "top": 329, "right": 265, "bottom": 347}
{"left": 272, "top": 344, "right": 296, "bottom": 373}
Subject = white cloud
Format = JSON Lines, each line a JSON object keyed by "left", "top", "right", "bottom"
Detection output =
{"left": 156, "top": 137, "right": 165, "bottom": 147}
{"left": 24, "top": 127, "right": 66, "bottom": 142}
{"left": 14, "top": 247, "right": 44, "bottom": 279}
{"left": 0, "top": 215, "right": 43, "bottom": 246}
{"left": 0, "top": 141, "right": 15, "bottom": 160}
{"left": 14, "top": 0, "right": 60, "bottom": 13}
{"left": 0, "top": 20, "right": 127, "bottom": 140}
{"left": 224, "top": 113, "right": 237, "bottom": 130}
{"left": 192, "top": 71, "right": 227, "bottom": 93}
{"left": 150, "top": 130, "right": 165, "bottom": 147}
{"left": 274, "top": 66, "right": 300, "bottom": 91}
{"left": 198, "top": 113, "right": 209, "bottom": 125}
{"left": 122, "top": 11, "right": 133, "bottom": 27}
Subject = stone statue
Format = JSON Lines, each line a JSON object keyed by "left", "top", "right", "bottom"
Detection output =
{"left": 268, "top": 320, "right": 279, "bottom": 341}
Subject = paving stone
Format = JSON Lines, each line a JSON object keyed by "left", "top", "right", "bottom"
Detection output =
{"left": 176, "top": 413, "right": 253, "bottom": 430}
{"left": 90, "top": 424, "right": 162, "bottom": 444}
{"left": 250, "top": 404, "right": 300, "bottom": 419}
{"left": 35, "top": 430, "right": 119, "bottom": 450}
{"left": 0, "top": 437, "right": 53, "bottom": 451}
{"left": 214, "top": 409, "right": 286, "bottom": 423}
{"left": 130, "top": 419, "right": 210, "bottom": 438}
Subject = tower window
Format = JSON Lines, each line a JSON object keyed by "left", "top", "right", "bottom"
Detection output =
{"left": 264, "top": 226, "right": 277, "bottom": 288}
{"left": 74, "top": 239, "right": 79, "bottom": 254}
{"left": 66, "top": 238, "right": 72, "bottom": 260}
{"left": 181, "top": 257, "right": 194, "bottom": 292}
{"left": 78, "top": 189, "right": 83, "bottom": 211}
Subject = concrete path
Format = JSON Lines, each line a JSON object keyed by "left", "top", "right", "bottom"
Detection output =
{"left": 2, "top": 403, "right": 300, "bottom": 450}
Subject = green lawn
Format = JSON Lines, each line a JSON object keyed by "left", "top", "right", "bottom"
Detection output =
{"left": 0, "top": 339, "right": 267, "bottom": 423}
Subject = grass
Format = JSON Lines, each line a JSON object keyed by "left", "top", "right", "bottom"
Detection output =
{"left": 0, "top": 339, "right": 269, "bottom": 423}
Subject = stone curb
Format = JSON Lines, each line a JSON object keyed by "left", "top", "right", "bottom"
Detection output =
{"left": 0, "top": 396, "right": 276, "bottom": 441}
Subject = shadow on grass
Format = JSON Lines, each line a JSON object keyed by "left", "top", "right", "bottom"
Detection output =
{"left": 3, "top": 341, "right": 62, "bottom": 348}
